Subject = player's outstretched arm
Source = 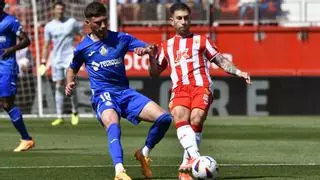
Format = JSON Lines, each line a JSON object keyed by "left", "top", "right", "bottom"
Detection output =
{"left": 212, "top": 54, "right": 251, "bottom": 84}
{"left": 134, "top": 44, "right": 164, "bottom": 77}
{"left": 65, "top": 68, "right": 79, "bottom": 96}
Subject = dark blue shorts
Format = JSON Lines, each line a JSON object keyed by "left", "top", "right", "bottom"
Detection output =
{"left": 0, "top": 74, "right": 17, "bottom": 97}
{"left": 92, "top": 88, "right": 151, "bottom": 125}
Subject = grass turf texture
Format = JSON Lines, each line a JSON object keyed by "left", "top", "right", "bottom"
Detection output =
{"left": 0, "top": 116, "right": 320, "bottom": 179}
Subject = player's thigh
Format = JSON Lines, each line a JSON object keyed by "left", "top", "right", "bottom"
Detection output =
{"left": 121, "top": 89, "right": 165, "bottom": 123}
{"left": 139, "top": 101, "right": 166, "bottom": 122}
{"left": 191, "top": 86, "right": 213, "bottom": 112}
{"left": 0, "top": 74, "right": 17, "bottom": 98}
{"left": 52, "top": 67, "right": 65, "bottom": 82}
{"left": 169, "top": 86, "right": 192, "bottom": 122}
{"left": 92, "top": 91, "right": 121, "bottom": 128}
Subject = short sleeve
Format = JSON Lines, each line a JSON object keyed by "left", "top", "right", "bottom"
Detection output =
{"left": 157, "top": 43, "right": 168, "bottom": 69}
{"left": 205, "top": 38, "right": 219, "bottom": 62}
{"left": 9, "top": 17, "right": 22, "bottom": 36}
{"left": 69, "top": 47, "right": 84, "bottom": 70}
{"left": 44, "top": 24, "right": 51, "bottom": 42}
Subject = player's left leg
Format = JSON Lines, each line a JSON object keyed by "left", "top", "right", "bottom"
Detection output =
{"left": 64, "top": 67, "right": 79, "bottom": 125}
{"left": 1, "top": 96, "right": 34, "bottom": 152}
{"left": 189, "top": 86, "right": 213, "bottom": 149}
{"left": 70, "top": 89, "right": 79, "bottom": 125}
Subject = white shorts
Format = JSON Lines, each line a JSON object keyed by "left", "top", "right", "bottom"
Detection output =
{"left": 52, "top": 66, "right": 67, "bottom": 82}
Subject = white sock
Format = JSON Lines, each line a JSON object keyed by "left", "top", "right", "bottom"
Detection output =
{"left": 182, "top": 132, "right": 202, "bottom": 165}
{"left": 177, "top": 125, "right": 200, "bottom": 159}
{"left": 55, "top": 84, "right": 64, "bottom": 119}
{"left": 142, "top": 146, "right": 150, "bottom": 157}
{"left": 182, "top": 150, "right": 189, "bottom": 165}
{"left": 115, "top": 163, "right": 125, "bottom": 176}
{"left": 70, "top": 89, "right": 78, "bottom": 113}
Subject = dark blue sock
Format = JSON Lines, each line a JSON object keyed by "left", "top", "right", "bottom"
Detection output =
{"left": 107, "top": 123, "right": 123, "bottom": 166}
{"left": 7, "top": 107, "right": 32, "bottom": 140}
{"left": 145, "top": 113, "right": 172, "bottom": 149}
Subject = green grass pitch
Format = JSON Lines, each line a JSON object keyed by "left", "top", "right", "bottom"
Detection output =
{"left": 1, "top": 116, "right": 320, "bottom": 180}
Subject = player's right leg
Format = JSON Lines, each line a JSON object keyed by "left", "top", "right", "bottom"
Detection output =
{"left": 136, "top": 101, "right": 172, "bottom": 178}
{"left": 120, "top": 89, "right": 172, "bottom": 179}
{"left": 169, "top": 86, "right": 200, "bottom": 179}
{"left": 1, "top": 95, "right": 34, "bottom": 152}
{"left": 51, "top": 69, "right": 65, "bottom": 126}
{"left": 94, "top": 91, "right": 131, "bottom": 180}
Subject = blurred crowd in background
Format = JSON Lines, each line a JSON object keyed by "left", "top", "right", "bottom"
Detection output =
{"left": 3, "top": 0, "right": 283, "bottom": 26}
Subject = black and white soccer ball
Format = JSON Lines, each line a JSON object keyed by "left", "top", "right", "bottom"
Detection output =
{"left": 191, "top": 156, "right": 219, "bottom": 179}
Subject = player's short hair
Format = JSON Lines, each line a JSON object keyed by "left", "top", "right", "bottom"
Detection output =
{"left": 53, "top": 1, "right": 66, "bottom": 9}
{"left": 0, "top": 0, "right": 5, "bottom": 9}
{"left": 169, "top": 2, "right": 191, "bottom": 16}
{"left": 84, "top": 2, "right": 107, "bottom": 18}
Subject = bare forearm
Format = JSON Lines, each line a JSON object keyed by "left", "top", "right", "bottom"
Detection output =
{"left": 42, "top": 41, "right": 50, "bottom": 63}
{"left": 148, "top": 55, "right": 163, "bottom": 77}
{"left": 66, "top": 68, "right": 78, "bottom": 84}
{"left": 212, "top": 54, "right": 242, "bottom": 76}
{"left": 11, "top": 32, "right": 30, "bottom": 52}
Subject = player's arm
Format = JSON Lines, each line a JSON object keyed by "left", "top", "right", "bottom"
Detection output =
{"left": 134, "top": 44, "right": 167, "bottom": 77}
{"left": 65, "top": 67, "right": 79, "bottom": 96}
{"left": 211, "top": 54, "right": 251, "bottom": 84}
{"left": 41, "top": 40, "right": 50, "bottom": 65}
{"left": 3, "top": 31, "right": 30, "bottom": 56}
{"left": 148, "top": 45, "right": 166, "bottom": 77}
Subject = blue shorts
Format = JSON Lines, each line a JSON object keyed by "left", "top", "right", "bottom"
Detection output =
{"left": 91, "top": 88, "right": 151, "bottom": 125}
{"left": 0, "top": 74, "right": 17, "bottom": 97}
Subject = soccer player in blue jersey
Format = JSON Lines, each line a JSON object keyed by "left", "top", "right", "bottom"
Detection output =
{"left": 65, "top": 2, "right": 172, "bottom": 180}
{"left": 0, "top": 0, "right": 34, "bottom": 152}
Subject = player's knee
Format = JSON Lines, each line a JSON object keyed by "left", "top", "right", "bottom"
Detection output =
{"left": 190, "top": 110, "right": 206, "bottom": 125}
{"left": 156, "top": 113, "right": 172, "bottom": 127}
{"left": 2, "top": 101, "right": 14, "bottom": 111}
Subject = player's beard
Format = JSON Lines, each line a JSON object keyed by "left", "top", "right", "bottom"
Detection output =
{"left": 177, "top": 26, "right": 190, "bottom": 37}
{"left": 95, "top": 29, "right": 107, "bottom": 39}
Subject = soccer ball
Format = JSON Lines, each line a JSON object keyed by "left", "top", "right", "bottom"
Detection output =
{"left": 191, "top": 156, "right": 218, "bottom": 179}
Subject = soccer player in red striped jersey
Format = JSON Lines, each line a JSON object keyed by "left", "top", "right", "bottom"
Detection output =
{"left": 136, "top": 2, "right": 251, "bottom": 180}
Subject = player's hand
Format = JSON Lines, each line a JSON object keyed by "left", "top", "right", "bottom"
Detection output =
{"left": 134, "top": 44, "right": 158, "bottom": 56}
{"left": 65, "top": 81, "right": 76, "bottom": 96}
{"left": 0, "top": 48, "right": 14, "bottom": 59}
{"left": 39, "top": 64, "right": 46, "bottom": 76}
{"left": 239, "top": 71, "right": 251, "bottom": 85}
{"left": 134, "top": 47, "right": 149, "bottom": 56}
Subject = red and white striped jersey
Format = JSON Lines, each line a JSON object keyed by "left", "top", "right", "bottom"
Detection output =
{"left": 157, "top": 33, "right": 220, "bottom": 89}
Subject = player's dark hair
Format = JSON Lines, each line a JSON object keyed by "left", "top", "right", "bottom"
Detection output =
{"left": 0, "top": 0, "right": 5, "bottom": 9}
{"left": 53, "top": 1, "right": 66, "bottom": 9}
{"left": 169, "top": 2, "right": 191, "bottom": 16}
{"left": 84, "top": 2, "right": 107, "bottom": 18}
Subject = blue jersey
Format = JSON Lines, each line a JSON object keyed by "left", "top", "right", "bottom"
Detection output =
{"left": 70, "top": 30, "right": 147, "bottom": 93}
{"left": 0, "top": 12, "right": 22, "bottom": 75}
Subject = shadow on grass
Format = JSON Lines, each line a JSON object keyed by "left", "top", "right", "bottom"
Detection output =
{"left": 222, "top": 175, "right": 294, "bottom": 179}
{"left": 30, "top": 148, "right": 90, "bottom": 151}
{"left": 133, "top": 176, "right": 177, "bottom": 180}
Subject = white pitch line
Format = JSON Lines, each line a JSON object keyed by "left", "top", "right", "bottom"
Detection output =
{"left": 0, "top": 163, "right": 319, "bottom": 169}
